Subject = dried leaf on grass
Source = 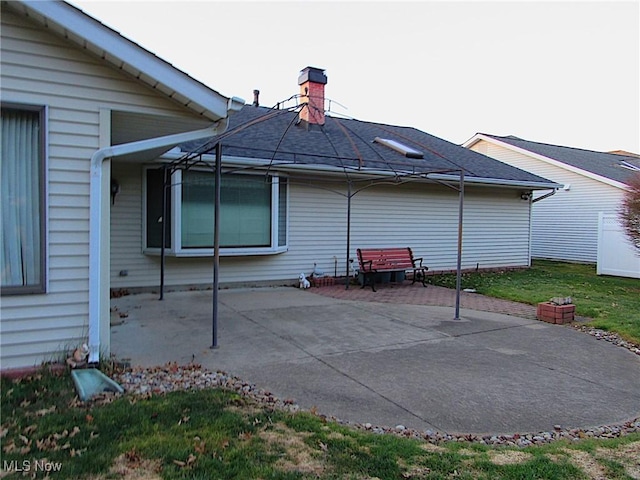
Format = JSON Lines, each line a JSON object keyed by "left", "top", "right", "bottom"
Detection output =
{"left": 3, "top": 440, "right": 16, "bottom": 453}
{"left": 70, "top": 447, "right": 87, "bottom": 457}
{"left": 172, "top": 455, "right": 197, "bottom": 468}
{"left": 32, "top": 405, "right": 56, "bottom": 417}
{"left": 22, "top": 424, "right": 37, "bottom": 435}
{"left": 194, "top": 439, "right": 206, "bottom": 454}
{"left": 177, "top": 416, "right": 190, "bottom": 425}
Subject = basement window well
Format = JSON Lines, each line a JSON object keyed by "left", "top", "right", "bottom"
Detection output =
{"left": 374, "top": 137, "right": 424, "bottom": 159}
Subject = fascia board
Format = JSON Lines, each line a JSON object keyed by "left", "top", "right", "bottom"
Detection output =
{"left": 461, "top": 134, "right": 483, "bottom": 148}
{"left": 18, "top": 0, "right": 230, "bottom": 121}
{"left": 466, "top": 134, "right": 628, "bottom": 191}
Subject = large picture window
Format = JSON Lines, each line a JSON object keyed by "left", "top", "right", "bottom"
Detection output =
{"left": 1, "top": 105, "right": 46, "bottom": 294}
{"left": 144, "top": 167, "right": 288, "bottom": 256}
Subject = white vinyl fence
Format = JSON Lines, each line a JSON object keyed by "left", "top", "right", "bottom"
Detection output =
{"left": 597, "top": 213, "right": 640, "bottom": 278}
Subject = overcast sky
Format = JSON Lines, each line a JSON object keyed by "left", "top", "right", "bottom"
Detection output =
{"left": 71, "top": 1, "right": 639, "bottom": 154}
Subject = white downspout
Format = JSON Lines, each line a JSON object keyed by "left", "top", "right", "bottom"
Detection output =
{"left": 87, "top": 122, "right": 230, "bottom": 363}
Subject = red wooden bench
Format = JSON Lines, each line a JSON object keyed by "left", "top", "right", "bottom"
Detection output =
{"left": 356, "top": 247, "right": 428, "bottom": 292}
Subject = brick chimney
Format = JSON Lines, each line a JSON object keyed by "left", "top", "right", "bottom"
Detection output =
{"left": 298, "top": 66, "right": 327, "bottom": 125}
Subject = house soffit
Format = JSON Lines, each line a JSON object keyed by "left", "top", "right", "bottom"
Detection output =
{"left": 110, "top": 111, "right": 212, "bottom": 163}
{"left": 8, "top": 0, "right": 230, "bottom": 122}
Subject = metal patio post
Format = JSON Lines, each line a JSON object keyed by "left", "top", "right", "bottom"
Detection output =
{"left": 159, "top": 165, "right": 168, "bottom": 300}
{"left": 454, "top": 169, "right": 464, "bottom": 320}
{"left": 345, "top": 180, "right": 352, "bottom": 289}
{"left": 212, "top": 142, "right": 221, "bottom": 348}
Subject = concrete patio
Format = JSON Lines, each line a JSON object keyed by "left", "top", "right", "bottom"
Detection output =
{"left": 110, "top": 286, "right": 640, "bottom": 436}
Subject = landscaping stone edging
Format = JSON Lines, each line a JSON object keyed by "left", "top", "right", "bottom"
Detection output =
{"left": 571, "top": 325, "right": 640, "bottom": 357}
{"left": 110, "top": 360, "right": 639, "bottom": 448}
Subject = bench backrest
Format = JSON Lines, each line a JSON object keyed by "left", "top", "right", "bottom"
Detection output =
{"left": 357, "top": 247, "right": 415, "bottom": 271}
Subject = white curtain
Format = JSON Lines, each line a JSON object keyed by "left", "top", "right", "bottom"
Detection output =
{"left": 1, "top": 109, "right": 41, "bottom": 288}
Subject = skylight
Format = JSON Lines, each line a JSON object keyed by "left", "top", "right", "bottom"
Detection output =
{"left": 374, "top": 137, "right": 424, "bottom": 159}
{"left": 620, "top": 161, "right": 640, "bottom": 172}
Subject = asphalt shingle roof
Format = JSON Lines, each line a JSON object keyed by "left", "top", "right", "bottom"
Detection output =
{"left": 485, "top": 134, "right": 640, "bottom": 185}
{"left": 181, "top": 106, "right": 558, "bottom": 188}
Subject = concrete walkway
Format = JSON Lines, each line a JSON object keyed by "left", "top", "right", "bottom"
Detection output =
{"left": 110, "top": 285, "right": 640, "bottom": 436}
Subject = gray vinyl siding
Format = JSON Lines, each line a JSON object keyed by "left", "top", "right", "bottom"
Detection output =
{"left": 470, "top": 141, "right": 625, "bottom": 263}
{"left": 110, "top": 166, "right": 532, "bottom": 290}
{"left": 0, "top": 10, "right": 207, "bottom": 370}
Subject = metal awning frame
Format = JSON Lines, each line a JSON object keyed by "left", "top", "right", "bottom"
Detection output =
{"left": 152, "top": 151, "right": 467, "bottom": 350}
{"left": 151, "top": 104, "right": 472, "bottom": 348}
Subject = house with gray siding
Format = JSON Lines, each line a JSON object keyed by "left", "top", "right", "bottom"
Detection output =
{"left": 463, "top": 133, "right": 639, "bottom": 277}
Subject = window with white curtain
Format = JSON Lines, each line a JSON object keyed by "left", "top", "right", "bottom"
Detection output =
{"left": 1, "top": 105, "right": 45, "bottom": 294}
{"left": 143, "top": 167, "right": 288, "bottom": 256}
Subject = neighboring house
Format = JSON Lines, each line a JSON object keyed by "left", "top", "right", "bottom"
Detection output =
{"left": 1, "top": 0, "right": 243, "bottom": 371}
{"left": 463, "top": 133, "right": 640, "bottom": 274}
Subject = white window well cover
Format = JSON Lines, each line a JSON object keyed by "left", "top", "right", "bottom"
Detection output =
{"left": 374, "top": 137, "right": 424, "bottom": 159}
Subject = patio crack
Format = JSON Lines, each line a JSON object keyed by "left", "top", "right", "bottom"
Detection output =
{"left": 228, "top": 306, "right": 446, "bottom": 433}
{"left": 304, "top": 352, "right": 446, "bottom": 432}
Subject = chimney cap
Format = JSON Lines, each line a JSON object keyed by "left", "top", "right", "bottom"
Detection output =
{"left": 298, "top": 66, "right": 327, "bottom": 86}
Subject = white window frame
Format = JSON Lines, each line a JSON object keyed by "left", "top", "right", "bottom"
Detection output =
{"left": 142, "top": 166, "right": 288, "bottom": 257}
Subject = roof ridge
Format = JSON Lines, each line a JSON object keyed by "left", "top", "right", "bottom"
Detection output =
{"left": 487, "top": 134, "right": 638, "bottom": 159}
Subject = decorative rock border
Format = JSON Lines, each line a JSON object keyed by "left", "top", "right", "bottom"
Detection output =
{"left": 571, "top": 325, "right": 640, "bottom": 357}
{"left": 110, "top": 362, "right": 639, "bottom": 448}
{"left": 353, "top": 419, "right": 640, "bottom": 447}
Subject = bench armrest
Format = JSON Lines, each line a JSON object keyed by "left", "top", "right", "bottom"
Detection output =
{"left": 412, "top": 257, "right": 423, "bottom": 268}
{"left": 361, "top": 259, "right": 373, "bottom": 271}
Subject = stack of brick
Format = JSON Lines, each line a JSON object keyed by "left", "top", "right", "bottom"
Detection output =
{"left": 311, "top": 276, "right": 336, "bottom": 287}
{"left": 536, "top": 302, "right": 575, "bottom": 325}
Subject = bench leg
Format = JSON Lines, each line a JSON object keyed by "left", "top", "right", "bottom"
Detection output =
{"left": 412, "top": 269, "right": 428, "bottom": 287}
{"left": 360, "top": 272, "right": 376, "bottom": 292}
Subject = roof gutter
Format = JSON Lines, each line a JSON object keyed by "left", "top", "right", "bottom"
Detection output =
{"left": 87, "top": 118, "right": 234, "bottom": 363}
{"left": 408, "top": 173, "right": 561, "bottom": 190}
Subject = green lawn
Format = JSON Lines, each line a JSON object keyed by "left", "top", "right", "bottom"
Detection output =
{"left": 428, "top": 260, "right": 640, "bottom": 344}
{"left": 1, "top": 369, "right": 639, "bottom": 479}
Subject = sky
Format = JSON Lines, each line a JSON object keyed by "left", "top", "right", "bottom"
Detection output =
{"left": 71, "top": 1, "right": 639, "bottom": 154}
